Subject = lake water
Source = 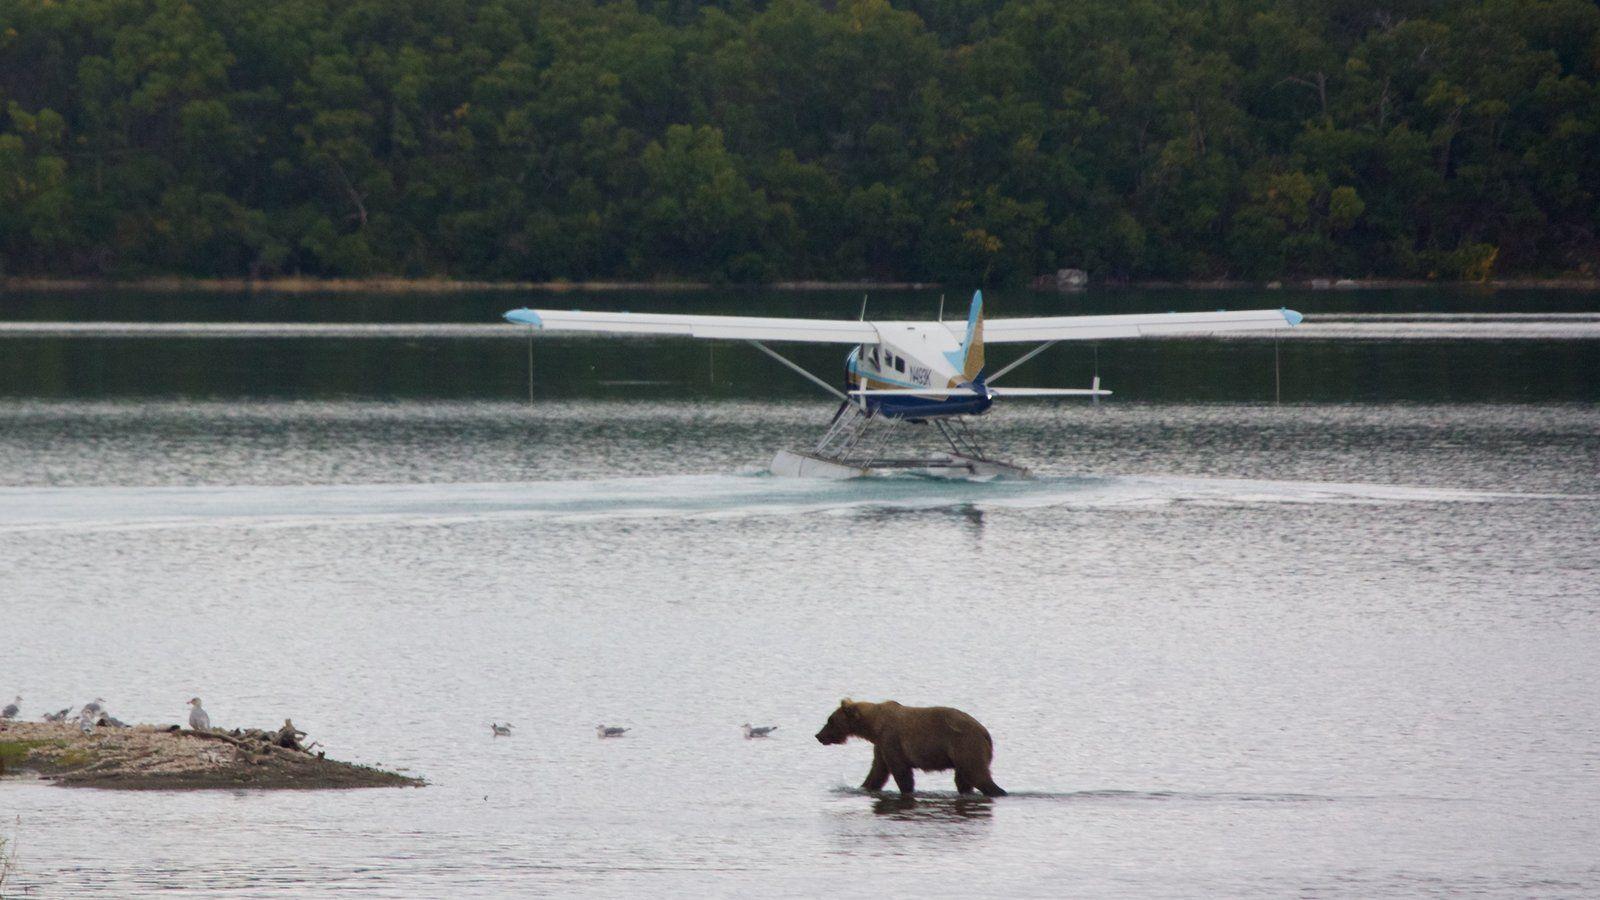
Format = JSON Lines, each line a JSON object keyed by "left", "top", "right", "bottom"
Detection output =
{"left": 2, "top": 289, "right": 1598, "bottom": 897}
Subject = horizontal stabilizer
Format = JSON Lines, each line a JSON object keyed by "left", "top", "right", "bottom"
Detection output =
{"left": 988, "top": 387, "right": 1112, "bottom": 397}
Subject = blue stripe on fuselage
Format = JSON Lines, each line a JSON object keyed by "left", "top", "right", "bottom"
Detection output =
{"left": 846, "top": 358, "right": 992, "bottom": 418}
{"left": 869, "top": 392, "right": 993, "bottom": 419}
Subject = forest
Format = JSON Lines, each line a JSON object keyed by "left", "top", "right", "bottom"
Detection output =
{"left": 1, "top": 0, "right": 1597, "bottom": 283}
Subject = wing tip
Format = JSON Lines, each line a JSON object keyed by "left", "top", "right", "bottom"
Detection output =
{"left": 1281, "top": 308, "right": 1304, "bottom": 327}
{"left": 504, "top": 308, "right": 543, "bottom": 327}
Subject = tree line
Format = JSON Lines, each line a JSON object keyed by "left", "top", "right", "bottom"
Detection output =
{"left": 1, "top": 0, "right": 1597, "bottom": 283}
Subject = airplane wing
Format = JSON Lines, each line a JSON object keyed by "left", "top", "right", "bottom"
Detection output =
{"left": 504, "top": 308, "right": 875, "bottom": 344}
{"left": 975, "top": 308, "right": 1302, "bottom": 343}
{"left": 505, "top": 304, "right": 1301, "bottom": 344}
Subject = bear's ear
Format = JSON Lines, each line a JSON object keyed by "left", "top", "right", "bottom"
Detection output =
{"left": 838, "top": 698, "right": 853, "bottom": 709}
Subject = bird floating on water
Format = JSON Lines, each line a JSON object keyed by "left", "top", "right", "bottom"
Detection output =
{"left": 188, "top": 697, "right": 211, "bottom": 732}
{"left": 491, "top": 723, "right": 514, "bottom": 737}
{"left": 742, "top": 723, "right": 778, "bottom": 739}
{"left": 1, "top": 696, "right": 19, "bottom": 719}
{"left": 596, "top": 725, "right": 629, "bottom": 739}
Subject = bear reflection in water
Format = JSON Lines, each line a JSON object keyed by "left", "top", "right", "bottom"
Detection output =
{"left": 815, "top": 698, "right": 1007, "bottom": 798}
{"left": 871, "top": 796, "right": 996, "bottom": 820}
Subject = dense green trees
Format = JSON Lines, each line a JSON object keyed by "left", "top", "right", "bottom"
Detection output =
{"left": 1, "top": 0, "right": 1596, "bottom": 282}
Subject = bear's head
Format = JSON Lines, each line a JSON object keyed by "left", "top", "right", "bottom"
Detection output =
{"left": 814, "top": 699, "right": 863, "bottom": 745}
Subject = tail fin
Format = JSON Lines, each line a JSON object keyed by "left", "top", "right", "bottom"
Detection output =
{"left": 962, "top": 290, "right": 985, "bottom": 382}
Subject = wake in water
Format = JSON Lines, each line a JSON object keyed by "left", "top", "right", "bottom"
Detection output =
{"left": 0, "top": 472, "right": 1589, "bottom": 535}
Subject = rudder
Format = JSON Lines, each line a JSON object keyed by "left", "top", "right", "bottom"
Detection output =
{"left": 961, "top": 290, "right": 985, "bottom": 382}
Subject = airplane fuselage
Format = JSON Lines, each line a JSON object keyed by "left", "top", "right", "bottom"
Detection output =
{"left": 846, "top": 320, "right": 990, "bottom": 419}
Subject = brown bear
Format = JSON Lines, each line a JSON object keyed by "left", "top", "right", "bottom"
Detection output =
{"left": 814, "top": 698, "right": 1006, "bottom": 797}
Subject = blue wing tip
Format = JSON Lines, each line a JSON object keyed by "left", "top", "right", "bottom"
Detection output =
{"left": 504, "top": 308, "right": 542, "bottom": 326}
{"left": 1281, "top": 308, "right": 1304, "bottom": 326}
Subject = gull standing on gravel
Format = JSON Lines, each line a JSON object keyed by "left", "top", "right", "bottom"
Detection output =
{"left": 490, "top": 723, "right": 514, "bottom": 737}
{"left": 77, "top": 707, "right": 96, "bottom": 734}
{"left": 44, "top": 707, "right": 71, "bottom": 722}
{"left": 1, "top": 696, "right": 19, "bottom": 719}
{"left": 188, "top": 697, "right": 211, "bottom": 732}
{"left": 596, "top": 725, "right": 629, "bottom": 739}
{"left": 82, "top": 698, "right": 105, "bottom": 718}
{"left": 742, "top": 723, "right": 778, "bottom": 739}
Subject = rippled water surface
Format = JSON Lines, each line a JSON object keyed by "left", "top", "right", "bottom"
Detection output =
{"left": 2, "top": 291, "right": 1599, "bottom": 897}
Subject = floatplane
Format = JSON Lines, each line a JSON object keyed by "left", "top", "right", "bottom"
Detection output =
{"left": 504, "top": 292, "right": 1302, "bottom": 479}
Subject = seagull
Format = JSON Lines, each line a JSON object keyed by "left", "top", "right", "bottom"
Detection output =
{"left": 188, "top": 697, "right": 211, "bottom": 732}
{"left": 1, "top": 696, "right": 19, "bottom": 719}
{"left": 276, "top": 719, "right": 307, "bottom": 749}
{"left": 43, "top": 707, "right": 71, "bottom": 723}
{"left": 78, "top": 707, "right": 95, "bottom": 734}
{"left": 596, "top": 725, "right": 629, "bottom": 739}
{"left": 81, "top": 698, "right": 105, "bottom": 717}
{"left": 490, "top": 723, "right": 514, "bottom": 737}
{"left": 742, "top": 723, "right": 778, "bottom": 739}
{"left": 101, "top": 714, "right": 130, "bottom": 728}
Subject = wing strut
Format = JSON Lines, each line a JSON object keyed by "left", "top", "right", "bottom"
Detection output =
{"left": 986, "top": 340, "right": 1059, "bottom": 385}
{"left": 747, "top": 341, "right": 848, "bottom": 401}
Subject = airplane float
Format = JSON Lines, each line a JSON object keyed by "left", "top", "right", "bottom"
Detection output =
{"left": 504, "top": 292, "right": 1302, "bottom": 479}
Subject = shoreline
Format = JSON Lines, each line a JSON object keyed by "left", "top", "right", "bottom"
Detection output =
{"left": 4, "top": 314, "right": 1600, "bottom": 341}
{"left": 0, "top": 277, "right": 933, "bottom": 294}
{"left": 2, "top": 276, "right": 1597, "bottom": 294}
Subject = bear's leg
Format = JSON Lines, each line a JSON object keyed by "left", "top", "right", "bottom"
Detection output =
{"left": 891, "top": 764, "right": 915, "bottom": 796}
{"left": 955, "top": 773, "right": 975, "bottom": 795}
{"left": 861, "top": 751, "right": 889, "bottom": 792}
{"left": 964, "top": 760, "right": 1007, "bottom": 797}
{"left": 975, "top": 776, "right": 1007, "bottom": 797}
